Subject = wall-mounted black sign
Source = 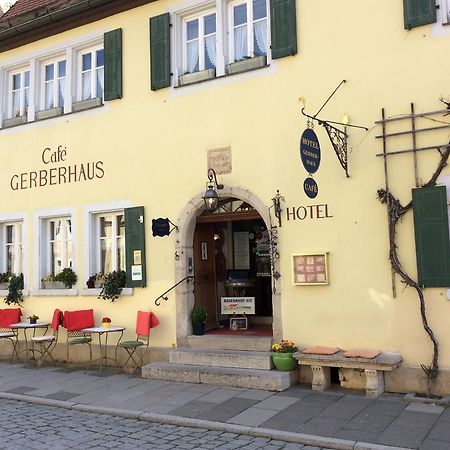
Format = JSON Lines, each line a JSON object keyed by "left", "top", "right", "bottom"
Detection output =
{"left": 152, "top": 218, "right": 178, "bottom": 237}
{"left": 303, "top": 177, "right": 318, "bottom": 199}
{"left": 300, "top": 128, "right": 321, "bottom": 174}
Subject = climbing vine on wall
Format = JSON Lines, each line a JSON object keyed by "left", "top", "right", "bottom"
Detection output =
{"left": 377, "top": 145, "right": 450, "bottom": 396}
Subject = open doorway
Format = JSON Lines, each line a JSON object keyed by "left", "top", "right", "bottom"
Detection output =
{"left": 193, "top": 198, "right": 273, "bottom": 335}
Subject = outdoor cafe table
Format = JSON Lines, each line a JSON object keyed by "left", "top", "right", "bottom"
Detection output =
{"left": 10, "top": 322, "right": 50, "bottom": 360}
{"left": 81, "top": 326, "right": 125, "bottom": 373}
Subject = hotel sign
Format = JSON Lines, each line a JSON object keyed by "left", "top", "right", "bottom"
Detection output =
{"left": 300, "top": 128, "right": 321, "bottom": 174}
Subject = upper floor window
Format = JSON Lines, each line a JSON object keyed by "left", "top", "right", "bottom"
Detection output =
{"left": 10, "top": 69, "right": 30, "bottom": 118}
{"left": 42, "top": 59, "right": 66, "bottom": 110}
{"left": 80, "top": 47, "right": 104, "bottom": 101}
{"left": 2, "top": 222, "right": 22, "bottom": 275}
{"left": 184, "top": 12, "right": 217, "bottom": 73}
{"left": 96, "top": 212, "right": 125, "bottom": 274}
{"left": 230, "top": 0, "right": 268, "bottom": 62}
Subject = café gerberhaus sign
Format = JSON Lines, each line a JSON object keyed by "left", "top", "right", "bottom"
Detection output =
{"left": 9, "top": 145, "right": 104, "bottom": 191}
{"left": 299, "top": 128, "right": 320, "bottom": 198}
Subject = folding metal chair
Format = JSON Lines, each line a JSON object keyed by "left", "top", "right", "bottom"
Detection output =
{"left": 118, "top": 311, "right": 159, "bottom": 373}
{"left": 63, "top": 309, "right": 94, "bottom": 366}
{"left": 0, "top": 308, "right": 21, "bottom": 362}
{"left": 31, "top": 309, "right": 63, "bottom": 366}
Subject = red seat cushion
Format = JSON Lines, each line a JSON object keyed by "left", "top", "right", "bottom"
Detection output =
{"left": 51, "top": 309, "right": 63, "bottom": 330}
{"left": 136, "top": 311, "right": 160, "bottom": 335}
{"left": 302, "top": 346, "right": 340, "bottom": 355}
{"left": 0, "top": 308, "right": 21, "bottom": 327}
{"left": 63, "top": 309, "right": 94, "bottom": 331}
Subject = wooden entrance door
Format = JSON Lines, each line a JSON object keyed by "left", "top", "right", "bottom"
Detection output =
{"left": 193, "top": 223, "right": 218, "bottom": 330}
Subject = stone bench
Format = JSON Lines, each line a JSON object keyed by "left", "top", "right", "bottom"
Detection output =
{"left": 293, "top": 348, "right": 402, "bottom": 397}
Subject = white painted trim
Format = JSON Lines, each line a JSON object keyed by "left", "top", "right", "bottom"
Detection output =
{"left": 31, "top": 288, "right": 78, "bottom": 297}
{"left": 82, "top": 200, "right": 131, "bottom": 287}
{"left": 81, "top": 287, "right": 133, "bottom": 297}
{"left": 33, "top": 207, "right": 77, "bottom": 290}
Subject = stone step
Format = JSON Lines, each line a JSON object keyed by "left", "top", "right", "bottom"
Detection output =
{"left": 187, "top": 334, "right": 273, "bottom": 352}
{"left": 142, "top": 362, "right": 297, "bottom": 391}
{"left": 170, "top": 348, "right": 274, "bottom": 370}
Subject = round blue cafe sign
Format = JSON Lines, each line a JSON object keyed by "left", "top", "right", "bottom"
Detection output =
{"left": 303, "top": 177, "right": 318, "bottom": 199}
{"left": 300, "top": 128, "right": 321, "bottom": 174}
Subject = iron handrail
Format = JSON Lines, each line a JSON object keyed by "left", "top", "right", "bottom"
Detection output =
{"left": 154, "top": 276, "right": 195, "bottom": 306}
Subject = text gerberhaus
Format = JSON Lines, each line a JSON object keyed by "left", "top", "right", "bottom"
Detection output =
{"left": 10, "top": 161, "right": 104, "bottom": 191}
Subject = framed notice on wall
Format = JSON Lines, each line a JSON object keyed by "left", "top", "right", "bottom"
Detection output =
{"left": 292, "top": 253, "right": 329, "bottom": 285}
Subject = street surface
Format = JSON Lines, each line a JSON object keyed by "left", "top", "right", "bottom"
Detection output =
{"left": 0, "top": 399, "right": 332, "bottom": 450}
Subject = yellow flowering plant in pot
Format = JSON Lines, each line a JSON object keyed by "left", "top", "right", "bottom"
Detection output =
{"left": 271, "top": 339, "right": 298, "bottom": 371}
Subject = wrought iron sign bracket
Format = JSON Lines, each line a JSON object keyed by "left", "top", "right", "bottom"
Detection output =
{"left": 301, "top": 80, "right": 368, "bottom": 178}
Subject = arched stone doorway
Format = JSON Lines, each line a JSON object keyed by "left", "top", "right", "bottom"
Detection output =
{"left": 175, "top": 186, "right": 282, "bottom": 346}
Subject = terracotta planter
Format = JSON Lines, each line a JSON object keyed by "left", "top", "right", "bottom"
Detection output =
{"left": 272, "top": 352, "right": 297, "bottom": 371}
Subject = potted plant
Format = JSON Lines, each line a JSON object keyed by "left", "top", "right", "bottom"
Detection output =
{"left": 27, "top": 314, "right": 39, "bottom": 324}
{"left": 0, "top": 272, "right": 11, "bottom": 290}
{"left": 271, "top": 339, "right": 299, "bottom": 371}
{"left": 102, "top": 317, "right": 111, "bottom": 329}
{"left": 191, "top": 305, "right": 208, "bottom": 336}
{"left": 86, "top": 273, "right": 105, "bottom": 289}
{"left": 98, "top": 270, "right": 126, "bottom": 302}
{"left": 55, "top": 267, "right": 77, "bottom": 288}
{"left": 4, "top": 274, "right": 24, "bottom": 306}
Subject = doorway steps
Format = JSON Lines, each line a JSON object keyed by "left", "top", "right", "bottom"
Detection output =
{"left": 142, "top": 335, "right": 298, "bottom": 391}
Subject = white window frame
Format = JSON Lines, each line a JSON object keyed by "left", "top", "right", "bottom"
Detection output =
{"left": 82, "top": 201, "right": 132, "bottom": 297}
{"left": 8, "top": 67, "right": 30, "bottom": 119}
{"left": 228, "top": 0, "right": 269, "bottom": 62}
{"left": 1, "top": 222, "right": 23, "bottom": 275}
{"left": 77, "top": 44, "right": 105, "bottom": 102}
{"left": 0, "top": 212, "right": 28, "bottom": 294}
{"left": 45, "top": 217, "right": 73, "bottom": 276}
{"left": 40, "top": 57, "right": 67, "bottom": 111}
{"left": 182, "top": 10, "right": 217, "bottom": 73}
{"left": 33, "top": 207, "right": 77, "bottom": 295}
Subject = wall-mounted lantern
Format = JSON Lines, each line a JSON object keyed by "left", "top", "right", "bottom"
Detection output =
{"left": 202, "top": 168, "right": 224, "bottom": 211}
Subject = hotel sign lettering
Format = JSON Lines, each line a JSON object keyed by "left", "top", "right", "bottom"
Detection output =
{"left": 286, "top": 204, "right": 333, "bottom": 221}
{"left": 300, "top": 128, "right": 321, "bottom": 174}
{"left": 10, "top": 145, "right": 104, "bottom": 191}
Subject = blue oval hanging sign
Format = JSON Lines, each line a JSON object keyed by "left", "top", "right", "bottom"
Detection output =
{"left": 300, "top": 128, "right": 321, "bottom": 174}
{"left": 303, "top": 177, "right": 318, "bottom": 199}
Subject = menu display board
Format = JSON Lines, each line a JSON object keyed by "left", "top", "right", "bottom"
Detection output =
{"left": 292, "top": 253, "right": 329, "bottom": 285}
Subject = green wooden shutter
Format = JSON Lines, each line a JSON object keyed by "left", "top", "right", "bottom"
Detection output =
{"left": 412, "top": 186, "right": 450, "bottom": 287}
{"left": 125, "top": 206, "right": 147, "bottom": 288}
{"left": 150, "top": 13, "right": 171, "bottom": 90}
{"left": 403, "top": 0, "right": 437, "bottom": 29}
{"left": 104, "top": 28, "right": 122, "bottom": 101}
{"left": 270, "top": 0, "right": 297, "bottom": 59}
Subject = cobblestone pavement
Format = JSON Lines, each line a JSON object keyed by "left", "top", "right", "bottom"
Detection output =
{"left": 0, "top": 400, "right": 332, "bottom": 450}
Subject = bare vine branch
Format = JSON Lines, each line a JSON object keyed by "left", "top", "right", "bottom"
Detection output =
{"left": 377, "top": 144, "right": 450, "bottom": 395}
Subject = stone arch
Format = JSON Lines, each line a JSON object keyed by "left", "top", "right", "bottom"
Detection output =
{"left": 174, "top": 185, "right": 282, "bottom": 346}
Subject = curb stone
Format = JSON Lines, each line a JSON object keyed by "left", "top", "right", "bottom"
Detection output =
{"left": 0, "top": 392, "right": 413, "bottom": 450}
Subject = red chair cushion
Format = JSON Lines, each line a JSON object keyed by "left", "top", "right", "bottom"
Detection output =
{"left": 0, "top": 308, "right": 21, "bottom": 327}
{"left": 63, "top": 309, "right": 94, "bottom": 331}
{"left": 51, "top": 309, "right": 63, "bottom": 330}
{"left": 136, "top": 311, "right": 160, "bottom": 335}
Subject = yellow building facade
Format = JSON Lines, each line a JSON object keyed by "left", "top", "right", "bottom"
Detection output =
{"left": 1, "top": 0, "right": 450, "bottom": 394}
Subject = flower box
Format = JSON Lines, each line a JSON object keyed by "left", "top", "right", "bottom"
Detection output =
{"left": 42, "top": 281, "right": 66, "bottom": 289}
{"left": 35, "top": 107, "right": 63, "bottom": 121}
{"left": 72, "top": 97, "right": 103, "bottom": 112}
{"left": 3, "top": 115, "right": 27, "bottom": 128}
{"left": 179, "top": 68, "right": 216, "bottom": 86}
{"left": 226, "top": 55, "right": 267, "bottom": 75}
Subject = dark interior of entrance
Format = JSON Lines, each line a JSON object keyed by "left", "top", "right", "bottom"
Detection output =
{"left": 193, "top": 201, "right": 272, "bottom": 334}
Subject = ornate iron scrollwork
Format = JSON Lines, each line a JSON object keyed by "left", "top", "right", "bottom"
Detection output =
{"left": 323, "top": 122, "right": 349, "bottom": 178}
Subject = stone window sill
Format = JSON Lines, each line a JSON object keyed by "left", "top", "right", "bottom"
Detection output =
{"left": 81, "top": 287, "right": 133, "bottom": 297}
{"left": 31, "top": 288, "right": 78, "bottom": 297}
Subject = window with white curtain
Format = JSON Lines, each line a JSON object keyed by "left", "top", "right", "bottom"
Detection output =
{"left": 96, "top": 212, "right": 125, "bottom": 274}
{"left": 9, "top": 68, "right": 30, "bottom": 118}
{"left": 183, "top": 12, "right": 217, "bottom": 73}
{"left": 42, "top": 59, "right": 66, "bottom": 110}
{"left": 229, "top": 0, "right": 268, "bottom": 62}
{"left": 79, "top": 46, "right": 104, "bottom": 101}
{"left": 1, "top": 222, "right": 23, "bottom": 275}
{"left": 47, "top": 217, "right": 72, "bottom": 276}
